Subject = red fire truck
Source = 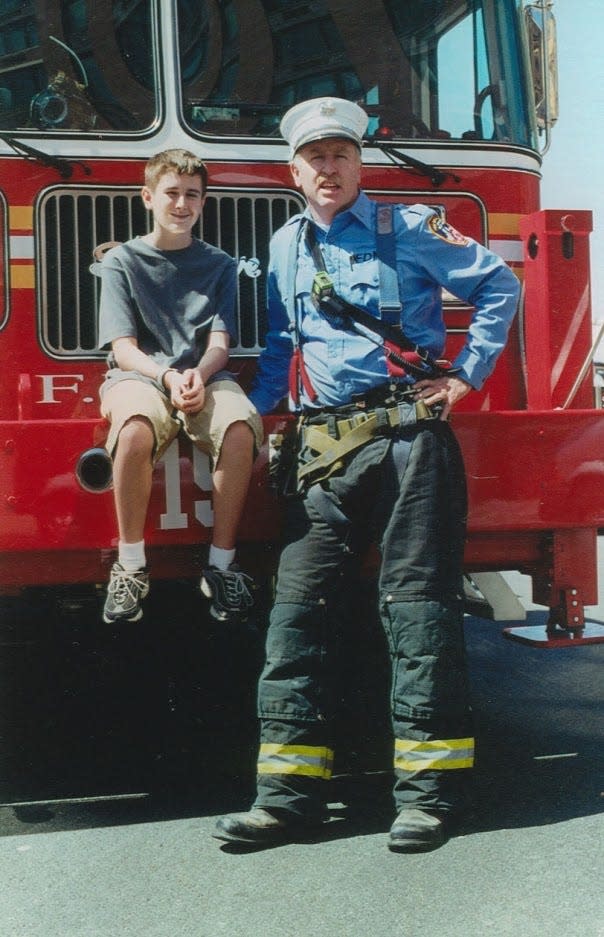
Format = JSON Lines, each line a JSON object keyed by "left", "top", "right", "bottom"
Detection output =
{"left": 0, "top": 0, "right": 602, "bottom": 646}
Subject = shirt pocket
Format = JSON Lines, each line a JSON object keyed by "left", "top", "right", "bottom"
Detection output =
{"left": 346, "top": 257, "right": 380, "bottom": 309}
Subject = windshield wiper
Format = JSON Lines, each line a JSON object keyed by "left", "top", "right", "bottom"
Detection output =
{"left": 374, "top": 143, "right": 460, "bottom": 187}
{"left": 0, "top": 131, "right": 90, "bottom": 179}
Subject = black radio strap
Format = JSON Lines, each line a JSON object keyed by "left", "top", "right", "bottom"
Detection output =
{"left": 304, "top": 222, "right": 455, "bottom": 379}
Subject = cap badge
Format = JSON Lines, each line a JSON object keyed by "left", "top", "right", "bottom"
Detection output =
{"left": 319, "top": 101, "right": 336, "bottom": 117}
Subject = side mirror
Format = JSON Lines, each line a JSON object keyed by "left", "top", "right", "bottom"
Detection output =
{"left": 523, "top": 2, "right": 559, "bottom": 151}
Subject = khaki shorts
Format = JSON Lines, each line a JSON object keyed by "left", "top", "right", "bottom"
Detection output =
{"left": 101, "top": 378, "right": 264, "bottom": 464}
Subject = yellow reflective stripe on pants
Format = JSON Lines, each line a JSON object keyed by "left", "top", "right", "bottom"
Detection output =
{"left": 257, "top": 743, "right": 334, "bottom": 778}
{"left": 394, "top": 737, "right": 475, "bottom": 771}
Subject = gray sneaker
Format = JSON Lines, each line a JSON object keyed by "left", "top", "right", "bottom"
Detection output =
{"left": 103, "top": 562, "right": 150, "bottom": 623}
{"left": 200, "top": 565, "right": 254, "bottom": 622}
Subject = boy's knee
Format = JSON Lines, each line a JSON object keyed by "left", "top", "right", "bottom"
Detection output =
{"left": 115, "top": 417, "right": 155, "bottom": 459}
{"left": 222, "top": 419, "right": 254, "bottom": 450}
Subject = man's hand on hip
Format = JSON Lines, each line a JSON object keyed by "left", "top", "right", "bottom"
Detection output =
{"left": 413, "top": 374, "right": 472, "bottom": 420}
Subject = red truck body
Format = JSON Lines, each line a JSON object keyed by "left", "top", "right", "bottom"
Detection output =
{"left": 0, "top": 0, "right": 602, "bottom": 646}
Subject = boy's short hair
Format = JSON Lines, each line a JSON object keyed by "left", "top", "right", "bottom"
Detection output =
{"left": 144, "top": 149, "right": 208, "bottom": 194}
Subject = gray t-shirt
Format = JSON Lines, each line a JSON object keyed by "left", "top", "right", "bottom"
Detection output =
{"left": 97, "top": 237, "right": 237, "bottom": 379}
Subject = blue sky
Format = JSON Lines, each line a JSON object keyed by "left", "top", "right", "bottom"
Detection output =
{"left": 540, "top": 0, "right": 604, "bottom": 329}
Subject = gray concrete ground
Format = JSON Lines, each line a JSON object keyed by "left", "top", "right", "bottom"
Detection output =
{"left": 0, "top": 548, "right": 602, "bottom": 937}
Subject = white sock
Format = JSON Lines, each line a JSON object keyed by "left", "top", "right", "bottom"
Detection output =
{"left": 118, "top": 540, "right": 146, "bottom": 572}
{"left": 209, "top": 545, "right": 235, "bottom": 571}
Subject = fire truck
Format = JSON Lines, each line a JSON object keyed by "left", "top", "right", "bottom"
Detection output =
{"left": 0, "top": 0, "right": 602, "bottom": 647}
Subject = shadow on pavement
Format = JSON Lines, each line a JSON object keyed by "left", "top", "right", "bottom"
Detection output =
{"left": 463, "top": 610, "right": 603, "bottom": 834}
{"left": 0, "top": 585, "right": 601, "bottom": 840}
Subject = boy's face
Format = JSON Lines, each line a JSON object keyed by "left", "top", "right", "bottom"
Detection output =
{"left": 141, "top": 170, "right": 205, "bottom": 246}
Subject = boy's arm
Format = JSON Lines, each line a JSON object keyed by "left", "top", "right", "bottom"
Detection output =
{"left": 112, "top": 331, "right": 231, "bottom": 415}
{"left": 197, "top": 329, "right": 230, "bottom": 383}
{"left": 111, "top": 336, "right": 201, "bottom": 413}
{"left": 168, "top": 329, "right": 231, "bottom": 415}
{"left": 167, "top": 329, "right": 229, "bottom": 416}
{"left": 112, "top": 336, "right": 173, "bottom": 387}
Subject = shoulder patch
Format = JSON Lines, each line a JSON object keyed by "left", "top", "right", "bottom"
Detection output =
{"left": 427, "top": 214, "right": 469, "bottom": 246}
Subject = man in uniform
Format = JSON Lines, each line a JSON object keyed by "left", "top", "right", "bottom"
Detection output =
{"left": 214, "top": 98, "right": 520, "bottom": 851}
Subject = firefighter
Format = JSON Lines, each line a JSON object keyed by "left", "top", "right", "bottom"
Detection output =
{"left": 214, "top": 98, "right": 520, "bottom": 852}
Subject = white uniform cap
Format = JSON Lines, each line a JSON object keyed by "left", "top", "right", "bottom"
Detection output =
{"left": 280, "top": 97, "right": 368, "bottom": 157}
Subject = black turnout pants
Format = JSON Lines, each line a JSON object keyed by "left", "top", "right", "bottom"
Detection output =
{"left": 254, "top": 416, "right": 473, "bottom": 819}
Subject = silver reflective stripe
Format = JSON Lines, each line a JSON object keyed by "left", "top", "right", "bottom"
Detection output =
{"left": 394, "top": 737, "right": 475, "bottom": 772}
{"left": 257, "top": 743, "right": 334, "bottom": 779}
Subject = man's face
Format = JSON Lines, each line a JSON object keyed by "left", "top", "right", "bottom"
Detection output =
{"left": 142, "top": 170, "right": 205, "bottom": 245}
{"left": 290, "top": 138, "right": 362, "bottom": 224}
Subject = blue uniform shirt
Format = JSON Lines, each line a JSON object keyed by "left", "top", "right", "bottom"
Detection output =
{"left": 249, "top": 191, "right": 520, "bottom": 414}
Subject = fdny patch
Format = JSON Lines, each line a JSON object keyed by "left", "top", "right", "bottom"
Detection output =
{"left": 427, "top": 214, "right": 469, "bottom": 246}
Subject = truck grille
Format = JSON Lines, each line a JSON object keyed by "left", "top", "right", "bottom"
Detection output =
{"left": 37, "top": 186, "right": 304, "bottom": 358}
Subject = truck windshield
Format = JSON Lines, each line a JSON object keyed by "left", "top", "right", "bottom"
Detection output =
{"left": 0, "top": 1, "right": 157, "bottom": 133}
{"left": 179, "top": 0, "right": 537, "bottom": 149}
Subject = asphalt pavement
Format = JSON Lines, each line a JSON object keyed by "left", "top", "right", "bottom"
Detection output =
{"left": 0, "top": 552, "right": 602, "bottom": 937}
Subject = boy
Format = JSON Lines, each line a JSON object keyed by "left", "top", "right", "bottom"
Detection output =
{"left": 97, "top": 149, "right": 263, "bottom": 625}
